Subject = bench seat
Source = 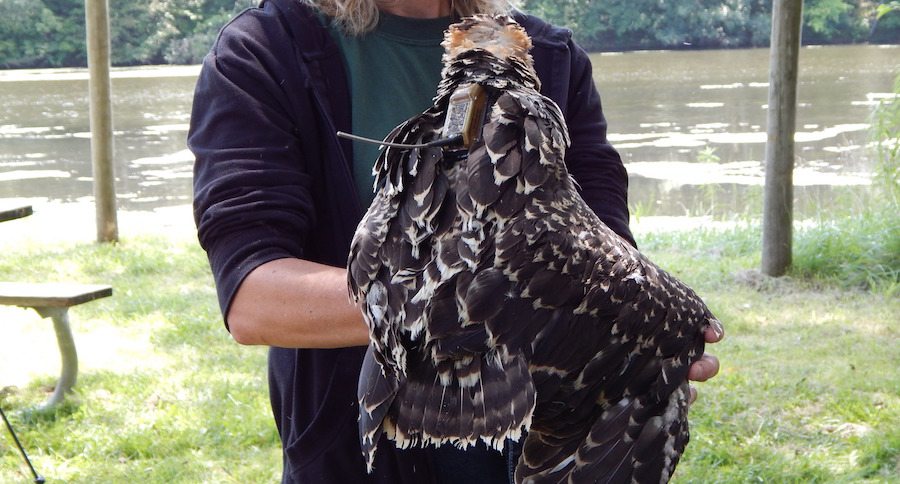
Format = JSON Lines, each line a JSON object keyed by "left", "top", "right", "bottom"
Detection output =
{"left": 0, "top": 282, "right": 113, "bottom": 409}
{"left": 0, "top": 282, "right": 112, "bottom": 308}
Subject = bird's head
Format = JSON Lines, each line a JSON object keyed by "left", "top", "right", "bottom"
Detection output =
{"left": 442, "top": 15, "right": 533, "bottom": 67}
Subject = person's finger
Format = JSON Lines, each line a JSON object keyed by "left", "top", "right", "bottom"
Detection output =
{"left": 705, "top": 318, "right": 725, "bottom": 343}
{"left": 688, "top": 353, "right": 720, "bottom": 382}
{"left": 688, "top": 385, "right": 698, "bottom": 405}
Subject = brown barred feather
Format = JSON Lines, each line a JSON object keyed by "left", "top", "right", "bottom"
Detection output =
{"left": 348, "top": 14, "right": 721, "bottom": 484}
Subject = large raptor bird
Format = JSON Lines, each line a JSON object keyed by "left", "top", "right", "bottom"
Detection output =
{"left": 348, "top": 15, "right": 721, "bottom": 483}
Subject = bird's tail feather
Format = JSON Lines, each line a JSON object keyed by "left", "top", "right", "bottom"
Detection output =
{"left": 518, "top": 382, "right": 692, "bottom": 484}
{"left": 362, "top": 348, "right": 536, "bottom": 471}
{"left": 359, "top": 345, "right": 400, "bottom": 472}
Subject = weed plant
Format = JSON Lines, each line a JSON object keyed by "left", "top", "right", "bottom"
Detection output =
{"left": 788, "top": 73, "right": 900, "bottom": 295}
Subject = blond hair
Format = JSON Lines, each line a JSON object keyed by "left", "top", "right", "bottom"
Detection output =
{"left": 301, "top": 0, "right": 515, "bottom": 36}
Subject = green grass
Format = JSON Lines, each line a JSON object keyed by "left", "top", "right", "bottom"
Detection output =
{"left": 637, "top": 224, "right": 899, "bottom": 482}
{"left": 792, "top": 211, "right": 900, "bottom": 294}
{"left": 0, "top": 236, "right": 280, "bottom": 483}
{"left": 1, "top": 224, "right": 897, "bottom": 483}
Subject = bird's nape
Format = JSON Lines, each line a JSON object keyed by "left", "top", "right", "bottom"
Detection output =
{"left": 442, "top": 14, "right": 533, "bottom": 65}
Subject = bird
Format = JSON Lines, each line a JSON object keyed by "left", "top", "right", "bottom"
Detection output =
{"left": 347, "top": 14, "right": 721, "bottom": 484}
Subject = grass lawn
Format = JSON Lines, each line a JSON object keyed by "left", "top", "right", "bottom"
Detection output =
{"left": 0, "top": 220, "right": 897, "bottom": 483}
{"left": 636, "top": 223, "right": 899, "bottom": 483}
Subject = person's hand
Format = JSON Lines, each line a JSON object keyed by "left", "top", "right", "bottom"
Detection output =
{"left": 687, "top": 319, "right": 724, "bottom": 404}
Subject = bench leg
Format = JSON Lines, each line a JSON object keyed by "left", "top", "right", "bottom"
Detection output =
{"left": 33, "top": 307, "right": 78, "bottom": 409}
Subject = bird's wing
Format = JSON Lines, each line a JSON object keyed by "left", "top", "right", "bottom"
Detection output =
{"left": 355, "top": 89, "right": 571, "bottom": 458}
{"left": 349, "top": 109, "right": 445, "bottom": 360}
{"left": 353, "top": 83, "right": 718, "bottom": 482}
{"left": 516, "top": 259, "right": 711, "bottom": 482}
{"left": 350, "top": 109, "right": 450, "bottom": 469}
{"left": 458, "top": 89, "right": 718, "bottom": 483}
{"left": 510, "top": 234, "right": 716, "bottom": 482}
{"left": 368, "top": 87, "right": 581, "bottom": 451}
{"left": 353, "top": 103, "right": 535, "bottom": 464}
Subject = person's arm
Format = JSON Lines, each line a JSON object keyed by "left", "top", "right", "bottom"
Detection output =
{"left": 189, "top": 11, "right": 367, "bottom": 349}
{"left": 227, "top": 258, "right": 369, "bottom": 348}
{"left": 560, "top": 41, "right": 635, "bottom": 247}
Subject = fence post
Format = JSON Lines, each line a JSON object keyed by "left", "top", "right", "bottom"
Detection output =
{"left": 85, "top": 0, "right": 118, "bottom": 243}
{"left": 762, "top": 0, "right": 803, "bottom": 276}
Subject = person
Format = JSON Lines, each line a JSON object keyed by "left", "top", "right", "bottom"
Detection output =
{"left": 189, "top": 0, "right": 723, "bottom": 482}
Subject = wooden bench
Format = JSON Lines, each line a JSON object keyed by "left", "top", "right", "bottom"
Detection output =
{"left": 0, "top": 205, "right": 33, "bottom": 223}
{"left": 0, "top": 282, "right": 113, "bottom": 409}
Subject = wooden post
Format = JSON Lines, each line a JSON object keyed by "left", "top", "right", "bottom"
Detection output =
{"left": 762, "top": 0, "right": 803, "bottom": 276}
{"left": 85, "top": 0, "right": 118, "bottom": 243}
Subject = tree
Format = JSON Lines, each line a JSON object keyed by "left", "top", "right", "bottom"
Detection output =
{"left": 109, "top": 1, "right": 169, "bottom": 65}
{"left": 803, "top": 0, "right": 866, "bottom": 43}
{"left": 40, "top": 0, "right": 88, "bottom": 66}
{"left": 871, "top": 1, "right": 900, "bottom": 42}
{"left": 0, "top": 0, "right": 896, "bottom": 68}
{"left": 520, "top": 0, "right": 776, "bottom": 51}
{"left": 0, "top": 1, "right": 62, "bottom": 68}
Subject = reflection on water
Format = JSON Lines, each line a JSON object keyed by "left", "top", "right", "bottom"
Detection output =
{"left": 0, "top": 45, "right": 898, "bottom": 217}
{"left": 591, "top": 44, "right": 898, "bottom": 217}
{"left": 0, "top": 65, "right": 199, "bottom": 209}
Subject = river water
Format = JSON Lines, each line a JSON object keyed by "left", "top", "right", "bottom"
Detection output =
{"left": 0, "top": 45, "right": 897, "bottom": 219}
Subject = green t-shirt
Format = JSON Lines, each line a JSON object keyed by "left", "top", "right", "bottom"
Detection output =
{"left": 330, "top": 13, "right": 453, "bottom": 206}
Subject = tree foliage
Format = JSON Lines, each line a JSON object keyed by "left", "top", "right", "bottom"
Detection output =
{"left": 520, "top": 0, "right": 899, "bottom": 51}
{"left": 0, "top": 0, "right": 252, "bottom": 68}
{"left": 0, "top": 0, "right": 64, "bottom": 67}
{"left": 0, "top": 0, "right": 898, "bottom": 68}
